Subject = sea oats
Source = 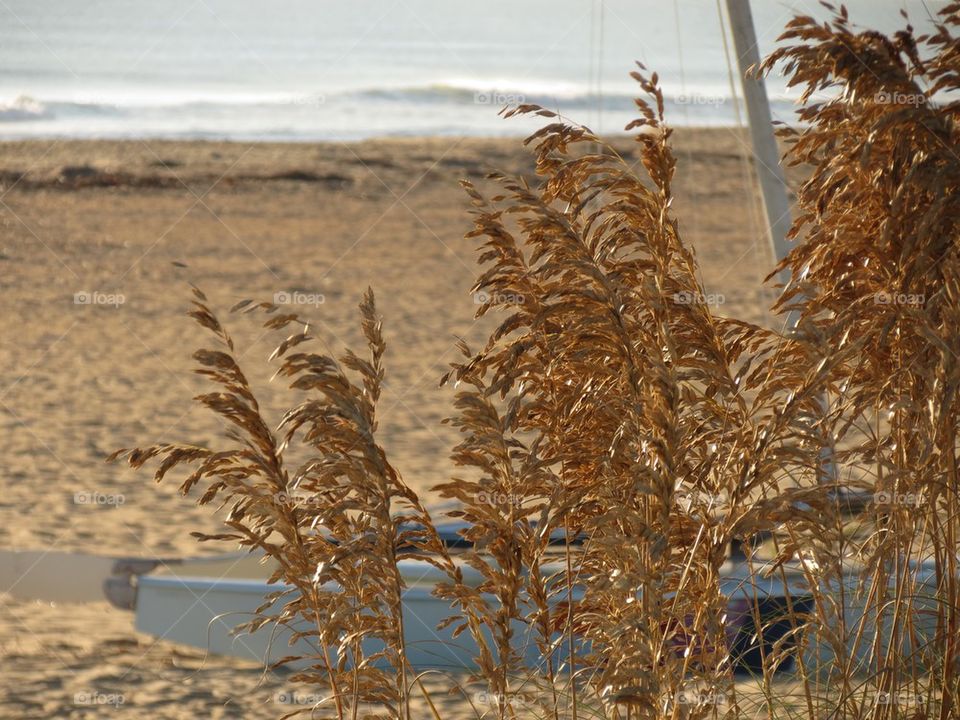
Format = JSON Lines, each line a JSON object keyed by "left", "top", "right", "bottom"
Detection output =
{"left": 112, "top": 5, "right": 960, "bottom": 718}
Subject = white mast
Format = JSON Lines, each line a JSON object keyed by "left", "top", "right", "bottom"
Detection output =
{"left": 723, "top": 0, "right": 792, "bottom": 286}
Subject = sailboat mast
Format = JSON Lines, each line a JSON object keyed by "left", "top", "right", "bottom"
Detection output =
{"left": 723, "top": 0, "right": 792, "bottom": 285}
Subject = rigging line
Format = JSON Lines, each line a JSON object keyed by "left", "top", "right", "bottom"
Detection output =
{"left": 587, "top": 0, "right": 605, "bottom": 134}
{"left": 589, "top": 0, "right": 597, "bottom": 130}
{"left": 673, "top": 0, "right": 688, "bottom": 108}
{"left": 715, "top": 0, "right": 776, "bottom": 324}
{"left": 597, "top": 0, "right": 604, "bottom": 135}
{"left": 672, "top": 0, "right": 703, "bottom": 292}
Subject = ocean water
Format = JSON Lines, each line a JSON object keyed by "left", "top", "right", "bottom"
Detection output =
{"left": 0, "top": 0, "right": 934, "bottom": 140}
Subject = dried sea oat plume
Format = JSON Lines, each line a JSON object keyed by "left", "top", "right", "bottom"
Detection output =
{"left": 111, "top": 287, "right": 454, "bottom": 720}
{"left": 758, "top": 2, "right": 960, "bottom": 716}
{"left": 444, "top": 65, "right": 827, "bottom": 719}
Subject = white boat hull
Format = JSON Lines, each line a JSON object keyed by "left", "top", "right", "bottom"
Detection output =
{"left": 133, "top": 558, "right": 816, "bottom": 671}
{"left": 135, "top": 574, "right": 496, "bottom": 669}
{"left": 800, "top": 566, "right": 942, "bottom": 675}
{"left": 2, "top": 548, "right": 942, "bottom": 674}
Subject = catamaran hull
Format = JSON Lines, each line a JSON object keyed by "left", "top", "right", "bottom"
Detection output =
{"left": 135, "top": 575, "right": 495, "bottom": 670}
{"left": 133, "top": 561, "right": 821, "bottom": 672}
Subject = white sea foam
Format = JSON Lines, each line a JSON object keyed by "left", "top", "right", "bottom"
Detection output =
{"left": 0, "top": 0, "right": 931, "bottom": 139}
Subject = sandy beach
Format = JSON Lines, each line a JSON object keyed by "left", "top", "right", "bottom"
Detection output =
{"left": 0, "top": 130, "right": 803, "bottom": 718}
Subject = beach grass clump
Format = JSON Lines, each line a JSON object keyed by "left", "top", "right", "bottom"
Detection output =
{"left": 111, "top": 4, "right": 960, "bottom": 719}
{"left": 758, "top": 3, "right": 960, "bottom": 715}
